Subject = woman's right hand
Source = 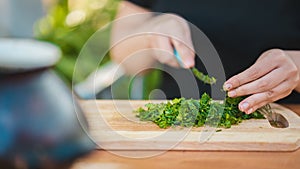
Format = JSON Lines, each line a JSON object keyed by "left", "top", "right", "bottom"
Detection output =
{"left": 111, "top": 1, "right": 195, "bottom": 74}
{"left": 143, "top": 14, "right": 195, "bottom": 68}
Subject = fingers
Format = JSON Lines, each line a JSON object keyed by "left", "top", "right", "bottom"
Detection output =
{"left": 170, "top": 17, "right": 195, "bottom": 68}
{"left": 224, "top": 55, "right": 278, "bottom": 91}
{"left": 224, "top": 49, "right": 300, "bottom": 114}
{"left": 227, "top": 67, "right": 285, "bottom": 97}
{"left": 238, "top": 81, "right": 292, "bottom": 114}
{"left": 151, "top": 35, "right": 195, "bottom": 68}
{"left": 148, "top": 13, "right": 195, "bottom": 68}
{"left": 151, "top": 36, "right": 180, "bottom": 67}
{"left": 171, "top": 39, "right": 195, "bottom": 68}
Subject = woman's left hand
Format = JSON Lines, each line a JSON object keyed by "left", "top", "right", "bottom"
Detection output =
{"left": 224, "top": 49, "right": 300, "bottom": 114}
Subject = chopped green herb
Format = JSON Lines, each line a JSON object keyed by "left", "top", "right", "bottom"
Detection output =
{"left": 136, "top": 69, "right": 264, "bottom": 129}
{"left": 191, "top": 67, "right": 216, "bottom": 85}
{"left": 135, "top": 93, "right": 264, "bottom": 129}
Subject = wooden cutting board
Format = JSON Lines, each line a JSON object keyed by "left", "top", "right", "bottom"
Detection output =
{"left": 79, "top": 100, "right": 300, "bottom": 152}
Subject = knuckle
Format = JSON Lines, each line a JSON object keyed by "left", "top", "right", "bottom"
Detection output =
{"left": 265, "top": 90, "right": 275, "bottom": 100}
{"left": 261, "top": 49, "right": 274, "bottom": 58}
{"left": 165, "top": 14, "right": 181, "bottom": 25}
{"left": 165, "top": 13, "right": 188, "bottom": 31}
{"left": 284, "top": 65, "right": 299, "bottom": 83}
{"left": 257, "top": 80, "right": 268, "bottom": 89}
{"left": 248, "top": 67, "right": 260, "bottom": 79}
{"left": 289, "top": 65, "right": 298, "bottom": 75}
{"left": 231, "top": 76, "right": 241, "bottom": 86}
{"left": 271, "top": 49, "right": 286, "bottom": 61}
{"left": 262, "top": 49, "right": 285, "bottom": 61}
{"left": 268, "top": 48, "right": 285, "bottom": 56}
{"left": 236, "top": 86, "right": 247, "bottom": 95}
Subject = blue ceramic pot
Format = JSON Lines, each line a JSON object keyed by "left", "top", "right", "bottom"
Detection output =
{"left": 0, "top": 38, "right": 94, "bottom": 168}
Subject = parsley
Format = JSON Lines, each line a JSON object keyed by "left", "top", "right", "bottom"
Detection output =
{"left": 136, "top": 69, "right": 264, "bottom": 129}
{"left": 135, "top": 93, "right": 264, "bottom": 129}
{"left": 191, "top": 67, "right": 216, "bottom": 85}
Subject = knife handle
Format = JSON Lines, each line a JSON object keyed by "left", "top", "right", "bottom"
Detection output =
{"left": 173, "top": 49, "right": 185, "bottom": 68}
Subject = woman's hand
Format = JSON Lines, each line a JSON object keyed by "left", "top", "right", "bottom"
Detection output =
{"left": 111, "top": 1, "right": 195, "bottom": 75}
{"left": 143, "top": 14, "right": 195, "bottom": 68}
{"left": 224, "top": 49, "right": 300, "bottom": 114}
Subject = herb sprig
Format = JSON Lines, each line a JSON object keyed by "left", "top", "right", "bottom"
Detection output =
{"left": 191, "top": 67, "right": 216, "bottom": 85}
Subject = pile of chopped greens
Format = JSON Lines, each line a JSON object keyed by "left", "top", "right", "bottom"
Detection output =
{"left": 135, "top": 68, "right": 264, "bottom": 129}
{"left": 135, "top": 93, "right": 264, "bottom": 129}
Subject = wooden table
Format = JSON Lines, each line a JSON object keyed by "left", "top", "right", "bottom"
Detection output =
{"left": 69, "top": 104, "right": 300, "bottom": 169}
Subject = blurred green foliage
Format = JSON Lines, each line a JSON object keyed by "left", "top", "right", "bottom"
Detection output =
{"left": 35, "top": 0, "right": 120, "bottom": 82}
{"left": 35, "top": 0, "right": 162, "bottom": 99}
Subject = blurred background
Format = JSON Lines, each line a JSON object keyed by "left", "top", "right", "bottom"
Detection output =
{"left": 0, "top": 0, "right": 161, "bottom": 100}
{"left": 0, "top": 0, "right": 163, "bottom": 168}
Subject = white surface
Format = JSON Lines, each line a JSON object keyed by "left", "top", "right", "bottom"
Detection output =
{"left": 0, "top": 38, "right": 61, "bottom": 69}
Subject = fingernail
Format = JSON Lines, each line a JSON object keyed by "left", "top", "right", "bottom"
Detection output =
{"left": 184, "top": 59, "right": 194, "bottom": 68}
{"left": 228, "top": 90, "right": 236, "bottom": 97}
{"left": 223, "top": 83, "right": 232, "bottom": 91}
{"left": 246, "top": 108, "right": 253, "bottom": 114}
{"left": 240, "top": 102, "right": 249, "bottom": 111}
